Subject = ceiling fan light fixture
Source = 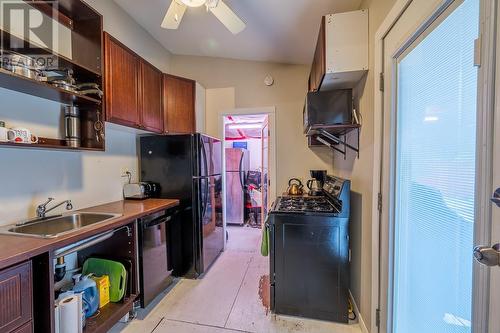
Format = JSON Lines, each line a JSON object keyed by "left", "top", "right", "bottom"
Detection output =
{"left": 179, "top": 0, "right": 207, "bottom": 8}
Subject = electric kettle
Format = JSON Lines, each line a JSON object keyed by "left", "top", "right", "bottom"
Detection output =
{"left": 287, "top": 178, "right": 304, "bottom": 196}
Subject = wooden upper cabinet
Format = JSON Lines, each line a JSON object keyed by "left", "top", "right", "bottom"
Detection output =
{"left": 104, "top": 32, "right": 195, "bottom": 134}
{"left": 139, "top": 60, "right": 164, "bottom": 133}
{"left": 309, "top": 16, "right": 326, "bottom": 92}
{"left": 308, "top": 10, "right": 368, "bottom": 92}
{"left": 104, "top": 32, "right": 140, "bottom": 127}
{"left": 0, "top": 261, "right": 32, "bottom": 333}
{"left": 163, "top": 74, "right": 195, "bottom": 134}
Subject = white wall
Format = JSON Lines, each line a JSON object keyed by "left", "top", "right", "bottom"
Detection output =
{"left": 0, "top": 0, "right": 171, "bottom": 226}
{"left": 195, "top": 83, "right": 206, "bottom": 133}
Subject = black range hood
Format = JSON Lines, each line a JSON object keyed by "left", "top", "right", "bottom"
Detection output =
{"left": 303, "top": 89, "right": 360, "bottom": 158}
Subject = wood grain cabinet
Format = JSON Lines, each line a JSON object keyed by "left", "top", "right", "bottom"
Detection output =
{"left": 309, "top": 16, "right": 326, "bottom": 92}
{"left": 11, "top": 321, "right": 32, "bottom": 333}
{"left": 104, "top": 32, "right": 164, "bottom": 133}
{"left": 104, "top": 33, "right": 197, "bottom": 134}
{"left": 139, "top": 60, "right": 164, "bottom": 133}
{"left": 163, "top": 74, "right": 195, "bottom": 134}
{"left": 104, "top": 32, "right": 141, "bottom": 127}
{"left": 0, "top": 261, "right": 33, "bottom": 333}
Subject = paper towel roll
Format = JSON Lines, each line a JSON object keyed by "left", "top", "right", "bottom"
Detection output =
{"left": 58, "top": 295, "right": 81, "bottom": 333}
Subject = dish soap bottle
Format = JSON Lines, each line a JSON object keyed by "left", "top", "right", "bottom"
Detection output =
{"left": 72, "top": 274, "right": 99, "bottom": 318}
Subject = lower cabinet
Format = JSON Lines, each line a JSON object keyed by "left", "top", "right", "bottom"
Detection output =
{"left": 11, "top": 321, "right": 33, "bottom": 333}
{"left": 0, "top": 261, "right": 33, "bottom": 333}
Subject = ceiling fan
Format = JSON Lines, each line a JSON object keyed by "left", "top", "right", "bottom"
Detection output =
{"left": 161, "top": 0, "right": 246, "bottom": 35}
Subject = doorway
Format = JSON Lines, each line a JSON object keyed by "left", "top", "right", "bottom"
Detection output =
{"left": 374, "top": 0, "right": 497, "bottom": 332}
{"left": 223, "top": 114, "right": 270, "bottom": 231}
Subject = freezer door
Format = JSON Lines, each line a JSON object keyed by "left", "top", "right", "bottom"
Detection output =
{"left": 196, "top": 134, "right": 222, "bottom": 177}
{"left": 194, "top": 175, "right": 224, "bottom": 274}
{"left": 140, "top": 135, "right": 194, "bottom": 204}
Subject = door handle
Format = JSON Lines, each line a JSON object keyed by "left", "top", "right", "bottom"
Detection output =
{"left": 492, "top": 188, "right": 500, "bottom": 207}
{"left": 473, "top": 244, "right": 500, "bottom": 267}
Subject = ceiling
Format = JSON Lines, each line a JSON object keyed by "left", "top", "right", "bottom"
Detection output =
{"left": 225, "top": 114, "right": 268, "bottom": 139}
{"left": 113, "top": 0, "right": 362, "bottom": 65}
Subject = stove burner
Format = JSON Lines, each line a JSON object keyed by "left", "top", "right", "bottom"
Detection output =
{"left": 276, "top": 197, "right": 337, "bottom": 213}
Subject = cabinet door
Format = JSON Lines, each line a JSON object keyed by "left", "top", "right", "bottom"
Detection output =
{"left": 163, "top": 74, "right": 195, "bottom": 134}
{"left": 11, "top": 321, "right": 32, "bottom": 333}
{"left": 104, "top": 33, "right": 140, "bottom": 127}
{"left": 309, "top": 16, "right": 326, "bottom": 92}
{"left": 0, "top": 262, "right": 32, "bottom": 333}
{"left": 140, "top": 61, "right": 164, "bottom": 133}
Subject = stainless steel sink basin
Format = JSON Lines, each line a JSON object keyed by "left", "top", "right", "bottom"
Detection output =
{"left": 0, "top": 213, "right": 122, "bottom": 238}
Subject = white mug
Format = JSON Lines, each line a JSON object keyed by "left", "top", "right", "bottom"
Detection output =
{"left": 7, "top": 128, "right": 38, "bottom": 144}
{"left": 0, "top": 127, "right": 7, "bottom": 142}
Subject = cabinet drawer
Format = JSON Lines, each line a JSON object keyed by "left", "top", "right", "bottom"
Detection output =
{"left": 0, "top": 261, "right": 32, "bottom": 332}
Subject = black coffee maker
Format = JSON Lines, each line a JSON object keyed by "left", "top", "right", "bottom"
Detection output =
{"left": 308, "top": 170, "right": 327, "bottom": 196}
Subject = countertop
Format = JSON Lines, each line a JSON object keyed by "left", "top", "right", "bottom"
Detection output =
{"left": 0, "top": 199, "right": 179, "bottom": 270}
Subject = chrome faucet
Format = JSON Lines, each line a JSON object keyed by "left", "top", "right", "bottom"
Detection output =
{"left": 36, "top": 197, "right": 73, "bottom": 218}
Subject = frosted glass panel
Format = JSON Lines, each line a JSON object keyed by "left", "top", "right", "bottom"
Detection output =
{"left": 393, "top": 1, "right": 479, "bottom": 333}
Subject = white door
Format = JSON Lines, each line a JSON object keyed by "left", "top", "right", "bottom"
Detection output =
{"left": 379, "top": 0, "right": 497, "bottom": 332}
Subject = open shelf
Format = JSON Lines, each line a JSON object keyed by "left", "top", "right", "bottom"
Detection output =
{"left": 23, "top": 0, "right": 103, "bottom": 23}
{"left": 306, "top": 124, "right": 361, "bottom": 159}
{"left": 305, "top": 123, "right": 361, "bottom": 136}
{"left": 1, "top": 29, "right": 101, "bottom": 80}
{"left": 83, "top": 294, "right": 137, "bottom": 333}
{"left": 0, "top": 67, "right": 101, "bottom": 106}
{"left": 0, "top": 137, "right": 104, "bottom": 152}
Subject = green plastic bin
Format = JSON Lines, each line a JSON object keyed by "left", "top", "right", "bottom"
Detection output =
{"left": 82, "top": 258, "right": 127, "bottom": 302}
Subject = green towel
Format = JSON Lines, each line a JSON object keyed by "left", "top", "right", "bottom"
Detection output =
{"left": 261, "top": 224, "right": 270, "bottom": 256}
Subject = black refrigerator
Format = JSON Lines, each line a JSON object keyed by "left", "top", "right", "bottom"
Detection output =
{"left": 140, "top": 134, "right": 224, "bottom": 278}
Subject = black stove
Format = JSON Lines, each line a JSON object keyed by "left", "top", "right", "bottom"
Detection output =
{"left": 268, "top": 175, "right": 351, "bottom": 323}
{"left": 274, "top": 196, "right": 339, "bottom": 214}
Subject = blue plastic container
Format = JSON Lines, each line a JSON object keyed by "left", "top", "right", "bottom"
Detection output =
{"left": 72, "top": 274, "right": 99, "bottom": 318}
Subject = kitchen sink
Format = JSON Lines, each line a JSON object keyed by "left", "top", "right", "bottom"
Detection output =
{"left": 0, "top": 213, "right": 122, "bottom": 238}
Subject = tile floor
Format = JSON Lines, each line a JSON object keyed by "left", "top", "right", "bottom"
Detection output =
{"left": 110, "top": 226, "right": 362, "bottom": 333}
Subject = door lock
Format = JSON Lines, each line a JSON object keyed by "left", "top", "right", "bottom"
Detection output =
{"left": 473, "top": 244, "right": 500, "bottom": 267}
{"left": 491, "top": 187, "right": 500, "bottom": 207}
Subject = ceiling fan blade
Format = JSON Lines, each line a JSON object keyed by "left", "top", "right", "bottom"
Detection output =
{"left": 161, "top": 0, "right": 187, "bottom": 29}
{"left": 209, "top": 1, "right": 245, "bottom": 35}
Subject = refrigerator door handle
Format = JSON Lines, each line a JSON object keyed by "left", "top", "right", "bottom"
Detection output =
{"left": 198, "top": 179, "right": 208, "bottom": 222}
{"left": 238, "top": 153, "right": 245, "bottom": 189}
{"left": 202, "top": 182, "right": 208, "bottom": 220}
{"left": 200, "top": 137, "right": 209, "bottom": 178}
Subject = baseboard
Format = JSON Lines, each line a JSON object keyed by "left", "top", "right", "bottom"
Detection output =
{"left": 349, "top": 290, "right": 369, "bottom": 333}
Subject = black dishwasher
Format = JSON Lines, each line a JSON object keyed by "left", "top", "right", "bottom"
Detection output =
{"left": 138, "top": 207, "right": 178, "bottom": 307}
